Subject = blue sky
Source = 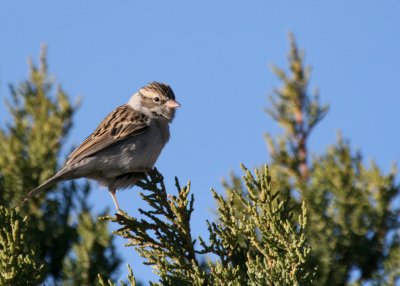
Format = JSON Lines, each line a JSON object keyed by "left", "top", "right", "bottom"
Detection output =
{"left": 1, "top": 1, "right": 399, "bottom": 283}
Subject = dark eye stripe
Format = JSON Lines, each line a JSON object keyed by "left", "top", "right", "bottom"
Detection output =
{"left": 141, "top": 96, "right": 158, "bottom": 108}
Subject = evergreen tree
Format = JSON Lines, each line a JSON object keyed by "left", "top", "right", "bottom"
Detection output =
{"left": 100, "top": 167, "right": 314, "bottom": 286}
{"left": 261, "top": 34, "right": 400, "bottom": 285}
{"left": 0, "top": 46, "right": 121, "bottom": 285}
{"left": 2, "top": 34, "right": 398, "bottom": 286}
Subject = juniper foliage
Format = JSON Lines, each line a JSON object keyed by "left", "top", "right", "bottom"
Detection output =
{"left": 0, "top": 47, "right": 121, "bottom": 285}
{"left": 100, "top": 166, "right": 314, "bottom": 286}
{"left": 62, "top": 190, "right": 121, "bottom": 286}
{"left": 0, "top": 206, "right": 45, "bottom": 286}
{"left": 260, "top": 34, "right": 400, "bottom": 285}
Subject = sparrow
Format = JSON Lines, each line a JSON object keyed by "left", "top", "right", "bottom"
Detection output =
{"left": 20, "top": 82, "right": 180, "bottom": 211}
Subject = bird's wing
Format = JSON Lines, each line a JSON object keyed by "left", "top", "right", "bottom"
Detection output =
{"left": 66, "top": 105, "right": 150, "bottom": 165}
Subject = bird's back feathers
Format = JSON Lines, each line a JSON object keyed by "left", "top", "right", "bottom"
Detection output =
{"left": 66, "top": 105, "right": 150, "bottom": 165}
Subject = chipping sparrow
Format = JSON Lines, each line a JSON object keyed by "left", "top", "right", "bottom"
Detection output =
{"left": 20, "top": 82, "right": 180, "bottom": 211}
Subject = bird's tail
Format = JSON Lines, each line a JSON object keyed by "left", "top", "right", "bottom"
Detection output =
{"left": 16, "top": 172, "right": 64, "bottom": 209}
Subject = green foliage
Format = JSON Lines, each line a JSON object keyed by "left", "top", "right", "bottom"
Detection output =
{"left": 202, "top": 165, "right": 313, "bottom": 286}
{"left": 265, "top": 33, "right": 329, "bottom": 182}
{"left": 101, "top": 167, "right": 314, "bottom": 286}
{"left": 62, "top": 194, "right": 121, "bottom": 285}
{"left": 306, "top": 136, "right": 400, "bottom": 285}
{"left": 0, "top": 46, "right": 121, "bottom": 284}
{"left": 260, "top": 34, "right": 400, "bottom": 285}
{"left": 100, "top": 170, "right": 206, "bottom": 286}
{"left": 0, "top": 206, "right": 45, "bottom": 286}
{"left": 0, "top": 45, "right": 74, "bottom": 208}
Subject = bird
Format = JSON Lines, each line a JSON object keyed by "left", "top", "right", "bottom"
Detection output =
{"left": 19, "top": 82, "right": 180, "bottom": 211}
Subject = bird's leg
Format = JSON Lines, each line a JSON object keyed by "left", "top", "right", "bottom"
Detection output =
{"left": 108, "top": 188, "right": 120, "bottom": 212}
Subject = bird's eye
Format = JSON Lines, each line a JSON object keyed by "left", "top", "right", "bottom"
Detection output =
{"left": 153, "top": 97, "right": 160, "bottom": 102}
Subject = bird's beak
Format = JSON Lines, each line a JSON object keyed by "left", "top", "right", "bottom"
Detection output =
{"left": 165, "top": 99, "right": 181, "bottom": 109}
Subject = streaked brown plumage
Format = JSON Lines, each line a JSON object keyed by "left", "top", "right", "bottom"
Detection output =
{"left": 66, "top": 106, "right": 150, "bottom": 165}
{"left": 20, "top": 82, "right": 180, "bottom": 211}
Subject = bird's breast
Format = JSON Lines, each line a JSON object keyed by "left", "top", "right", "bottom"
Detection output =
{"left": 126, "top": 120, "right": 170, "bottom": 169}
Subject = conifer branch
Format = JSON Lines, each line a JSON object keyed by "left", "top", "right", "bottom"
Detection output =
{"left": 0, "top": 206, "right": 45, "bottom": 285}
{"left": 102, "top": 166, "right": 314, "bottom": 285}
{"left": 100, "top": 168, "right": 206, "bottom": 286}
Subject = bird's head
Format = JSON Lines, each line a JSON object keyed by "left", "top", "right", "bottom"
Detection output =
{"left": 129, "top": 82, "right": 180, "bottom": 122}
